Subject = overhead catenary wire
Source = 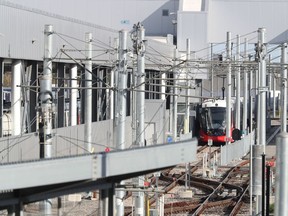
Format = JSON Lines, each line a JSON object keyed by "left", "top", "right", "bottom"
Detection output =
{"left": 55, "top": 31, "right": 114, "bottom": 52}
{"left": 3, "top": 27, "right": 286, "bottom": 160}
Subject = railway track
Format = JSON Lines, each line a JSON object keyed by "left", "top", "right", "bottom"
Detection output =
{"left": 124, "top": 145, "right": 218, "bottom": 216}
{"left": 193, "top": 163, "right": 248, "bottom": 215}
{"left": 123, "top": 124, "right": 280, "bottom": 216}
{"left": 125, "top": 146, "right": 253, "bottom": 216}
{"left": 198, "top": 162, "right": 250, "bottom": 215}
{"left": 160, "top": 161, "right": 250, "bottom": 215}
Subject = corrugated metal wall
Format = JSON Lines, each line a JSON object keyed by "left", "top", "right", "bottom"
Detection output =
{"left": 0, "top": 2, "right": 118, "bottom": 62}
{"left": 0, "top": 1, "right": 176, "bottom": 64}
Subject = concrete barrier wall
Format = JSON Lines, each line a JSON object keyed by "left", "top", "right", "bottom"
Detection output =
{"left": 0, "top": 117, "right": 133, "bottom": 163}
{"left": 220, "top": 130, "right": 255, "bottom": 166}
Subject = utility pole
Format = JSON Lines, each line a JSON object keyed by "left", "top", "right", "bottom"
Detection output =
{"left": 243, "top": 38, "right": 248, "bottom": 134}
{"left": 258, "top": 27, "right": 267, "bottom": 149}
{"left": 110, "top": 38, "right": 119, "bottom": 120}
{"left": 113, "top": 38, "right": 120, "bottom": 140}
{"left": 280, "top": 43, "right": 287, "bottom": 132}
{"left": 115, "top": 29, "right": 128, "bottom": 216}
{"left": 172, "top": 48, "right": 179, "bottom": 140}
{"left": 236, "top": 35, "right": 241, "bottom": 130}
{"left": 273, "top": 68, "right": 276, "bottom": 118}
{"left": 253, "top": 27, "right": 267, "bottom": 215}
{"left": 184, "top": 39, "right": 191, "bottom": 192}
{"left": 226, "top": 32, "right": 232, "bottom": 144}
{"left": 210, "top": 44, "right": 214, "bottom": 97}
{"left": 84, "top": 32, "right": 92, "bottom": 154}
{"left": 268, "top": 55, "right": 272, "bottom": 118}
{"left": 184, "top": 38, "right": 190, "bottom": 134}
{"left": 249, "top": 55, "right": 254, "bottom": 133}
{"left": 132, "top": 22, "right": 146, "bottom": 216}
{"left": 99, "top": 39, "right": 119, "bottom": 216}
{"left": 39, "top": 24, "right": 54, "bottom": 215}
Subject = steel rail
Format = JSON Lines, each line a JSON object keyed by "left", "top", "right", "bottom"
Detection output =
{"left": 192, "top": 161, "right": 249, "bottom": 215}
{"left": 229, "top": 184, "right": 250, "bottom": 216}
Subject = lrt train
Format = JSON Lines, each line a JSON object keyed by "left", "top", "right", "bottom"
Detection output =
{"left": 197, "top": 98, "right": 240, "bottom": 145}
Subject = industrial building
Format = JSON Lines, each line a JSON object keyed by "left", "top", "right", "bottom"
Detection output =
{"left": 0, "top": 0, "right": 288, "bottom": 215}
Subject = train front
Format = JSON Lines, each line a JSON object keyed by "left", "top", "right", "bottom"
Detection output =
{"left": 198, "top": 99, "right": 227, "bottom": 144}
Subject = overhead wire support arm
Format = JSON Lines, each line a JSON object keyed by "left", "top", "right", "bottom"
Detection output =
{"left": 60, "top": 48, "right": 111, "bottom": 88}
{"left": 131, "top": 89, "right": 214, "bottom": 100}
{"left": 133, "top": 59, "right": 187, "bottom": 89}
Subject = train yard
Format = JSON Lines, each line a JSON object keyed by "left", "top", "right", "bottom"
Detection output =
{"left": 11, "top": 124, "right": 279, "bottom": 216}
{"left": 121, "top": 123, "right": 279, "bottom": 216}
{"left": 137, "top": 146, "right": 252, "bottom": 215}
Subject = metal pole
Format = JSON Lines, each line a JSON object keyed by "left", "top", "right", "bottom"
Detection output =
{"left": 84, "top": 32, "right": 92, "bottom": 153}
{"left": 113, "top": 38, "right": 120, "bottom": 144}
{"left": 211, "top": 43, "right": 214, "bottom": 98}
{"left": 262, "top": 154, "right": 266, "bottom": 216}
{"left": 135, "top": 23, "right": 145, "bottom": 151}
{"left": 258, "top": 27, "right": 267, "bottom": 148}
{"left": 268, "top": 55, "right": 272, "bottom": 116}
{"left": 249, "top": 61, "right": 253, "bottom": 133}
{"left": 281, "top": 43, "right": 287, "bottom": 132}
{"left": 172, "top": 49, "right": 178, "bottom": 140}
{"left": 256, "top": 67, "right": 260, "bottom": 144}
{"left": 40, "top": 25, "right": 53, "bottom": 157}
{"left": 57, "top": 197, "right": 62, "bottom": 216}
{"left": 184, "top": 39, "right": 190, "bottom": 192}
{"left": 249, "top": 56, "right": 255, "bottom": 215}
{"left": 110, "top": 38, "right": 119, "bottom": 120}
{"left": 226, "top": 32, "right": 232, "bottom": 144}
{"left": 273, "top": 69, "right": 276, "bottom": 118}
{"left": 266, "top": 165, "right": 270, "bottom": 216}
{"left": 184, "top": 38, "right": 190, "bottom": 134}
{"left": 70, "top": 65, "right": 77, "bottom": 126}
{"left": 243, "top": 38, "right": 248, "bottom": 134}
{"left": 131, "top": 60, "right": 137, "bottom": 148}
{"left": 250, "top": 137, "right": 254, "bottom": 215}
{"left": 135, "top": 23, "right": 145, "bottom": 216}
{"left": 115, "top": 29, "right": 128, "bottom": 216}
{"left": 275, "top": 132, "right": 288, "bottom": 216}
{"left": 39, "top": 24, "right": 54, "bottom": 215}
{"left": 236, "top": 35, "right": 241, "bottom": 130}
{"left": 254, "top": 27, "right": 267, "bottom": 216}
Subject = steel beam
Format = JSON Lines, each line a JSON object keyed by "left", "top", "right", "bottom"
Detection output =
{"left": 0, "top": 139, "right": 197, "bottom": 191}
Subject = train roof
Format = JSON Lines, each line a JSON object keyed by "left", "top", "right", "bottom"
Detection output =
{"left": 202, "top": 97, "right": 239, "bottom": 108}
{"left": 202, "top": 99, "right": 226, "bottom": 108}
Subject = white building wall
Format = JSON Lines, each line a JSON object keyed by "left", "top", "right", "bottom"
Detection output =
{"left": 0, "top": 1, "right": 175, "bottom": 65}
{"left": 0, "top": 1, "right": 118, "bottom": 61}
{"left": 178, "top": 0, "right": 288, "bottom": 53}
{"left": 176, "top": 0, "right": 288, "bottom": 83}
{"left": 177, "top": 12, "right": 208, "bottom": 54}
{"left": 4, "top": 0, "right": 178, "bottom": 37}
{"left": 207, "top": 0, "right": 288, "bottom": 43}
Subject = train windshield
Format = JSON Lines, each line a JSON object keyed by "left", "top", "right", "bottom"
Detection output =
{"left": 200, "top": 107, "right": 226, "bottom": 130}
